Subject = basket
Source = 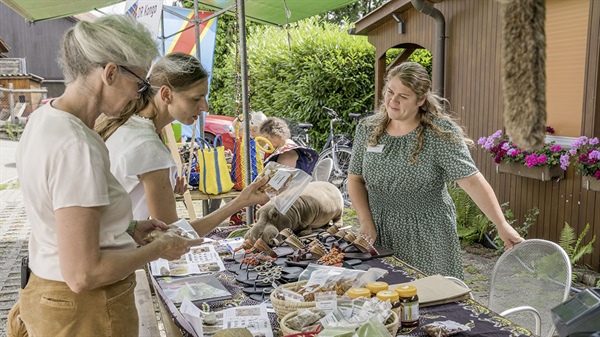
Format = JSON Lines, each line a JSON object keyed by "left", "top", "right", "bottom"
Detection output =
{"left": 270, "top": 281, "right": 316, "bottom": 317}
{"left": 279, "top": 309, "right": 399, "bottom": 337}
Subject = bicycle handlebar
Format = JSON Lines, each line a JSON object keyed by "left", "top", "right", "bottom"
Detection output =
{"left": 322, "top": 106, "right": 338, "bottom": 118}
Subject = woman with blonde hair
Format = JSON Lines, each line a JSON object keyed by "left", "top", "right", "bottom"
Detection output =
{"left": 96, "top": 52, "right": 269, "bottom": 236}
{"left": 348, "top": 62, "right": 523, "bottom": 279}
{"left": 11, "top": 16, "right": 204, "bottom": 336}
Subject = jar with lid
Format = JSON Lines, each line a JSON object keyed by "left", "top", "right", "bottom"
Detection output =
{"left": 376, "top": 290, "right": 400, "bottom": 315}
{"left": 395, "top": 285, "right": 419, "bottom": 328}
{"left": 366, "top": 281, "right": 388, "bottom": 296}
{"left": 347, "top": 287, "right": 371, "bottom": 299}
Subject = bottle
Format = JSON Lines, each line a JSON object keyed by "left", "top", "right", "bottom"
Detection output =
{"left": 347, "top": 287, "right": 371, "bottom": 299}
{"left": 395, "top": 285, "right": 419, "bottom": 328}
{"left": 366, "top": 281, "right": 388, "bottom": 296}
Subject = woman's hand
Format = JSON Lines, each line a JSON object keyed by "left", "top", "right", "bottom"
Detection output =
{"left": 153, "top": 232, "right": 205, "bottom": 261}
{"left": 359, "top": 222, "right": 377, "bottom": 245}
{"left": 237, "top": 175, "right": 270, "bottom": 207}
{"left": 133, "top": 219, "right": 170, "bottom": 245}
{"left": 497, "top": 223, "right": 524, "bottom": 250}
{"left": 173, "top": 176, "right": 187, "bottom": 195}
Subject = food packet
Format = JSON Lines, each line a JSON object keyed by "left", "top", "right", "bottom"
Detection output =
{"left": 256, "top": 161, "right": 311, "bottom": 214}
{"left": 421, "top": 320, "right": 472, "bottom": 337}
{"left": 286, "top": 308, "right": 326, "bottom": 331}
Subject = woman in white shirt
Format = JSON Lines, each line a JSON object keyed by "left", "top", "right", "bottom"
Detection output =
{"left": 96, "top": 52, "right": 269, "bottom": 237}
{"left": 11, "top": 16, "right": 205, "bottom": 337}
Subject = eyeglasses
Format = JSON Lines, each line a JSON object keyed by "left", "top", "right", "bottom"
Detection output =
{"left": 119, "top": 65, "right": 151, "bottom": 94}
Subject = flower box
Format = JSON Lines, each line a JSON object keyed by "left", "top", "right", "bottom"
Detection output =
{"left": 496, "top": 161, "right": 564, "bottom": 181}
{"left": 582, "top": 176, "right": 600, "bottom": 191}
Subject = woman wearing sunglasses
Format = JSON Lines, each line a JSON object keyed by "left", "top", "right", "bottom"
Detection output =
{"left": 10, "top": 16, "right": 205, "bottom": 337}
{"left": 95, "top": 52, "right": 269, "bottom": 238}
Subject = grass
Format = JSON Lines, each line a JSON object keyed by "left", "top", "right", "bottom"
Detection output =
{"left": 465, "top": 265, "right": 480, "bottom": 275}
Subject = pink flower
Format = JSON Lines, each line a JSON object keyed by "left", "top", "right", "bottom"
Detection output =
{"left": 550, "top": 145, "right": 562, "bottom": 152}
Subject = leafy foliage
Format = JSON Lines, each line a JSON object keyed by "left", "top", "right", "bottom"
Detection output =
{"left": 559, "top": 223, "right": 596, "bottom": 266}
{"left": 210, "top": 17, "right": 377, "bottom": 150}
{"left": 320, "top": 0, "right": 391, "bottom": 25}
{"left": 488, "top": 203, "right": 539, "bottom": 253}
{"left": 447, "top": 184, "right": 490, "bottom": 244}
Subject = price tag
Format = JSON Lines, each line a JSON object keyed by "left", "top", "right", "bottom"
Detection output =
{"left": 268, "top": 170, "right": 292, "bottom": 190}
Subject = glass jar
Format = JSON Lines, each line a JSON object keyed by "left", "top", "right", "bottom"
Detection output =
{"left": 366, "top": 281, "right": 389, "bottom": 296}
{"left": 347, "top": 287, "right": 371, "bottom": 299}
{"left": 395, "top": 285, "right": 419, "bottom": 328}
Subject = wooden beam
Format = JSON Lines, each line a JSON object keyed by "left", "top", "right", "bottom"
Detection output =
{"left": 354, "top": 0, "right": 413, "bottom": 35}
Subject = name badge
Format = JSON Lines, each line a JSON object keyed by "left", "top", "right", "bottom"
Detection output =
{"left": 367, "top": 144, "right": 384, "bottom": 153}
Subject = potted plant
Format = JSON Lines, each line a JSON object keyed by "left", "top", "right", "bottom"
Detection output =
{"left": 478, "top": 127, "right": 570, "bottom": 181}
{"left": 568, "top": 136, "right": 600, "bottom": 191}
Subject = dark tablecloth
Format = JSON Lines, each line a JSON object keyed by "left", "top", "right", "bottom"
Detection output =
{"left": 152, "top": 228, "right": 533, "bottom": 337}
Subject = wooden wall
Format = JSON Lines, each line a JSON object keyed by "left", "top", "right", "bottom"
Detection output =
{"left": 0, "top": 1, "right": 72, "bottom": 97}
{"left": 361, "top": 0, "right": 600, "bottom": 270}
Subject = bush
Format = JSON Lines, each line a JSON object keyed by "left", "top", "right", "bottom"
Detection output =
{"left": 210, "top": 18, "right": 376, "bottom": 150}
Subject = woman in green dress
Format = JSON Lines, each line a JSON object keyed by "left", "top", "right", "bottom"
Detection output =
{"left": 348, "top": 62, "right": 523, "bottom": 279}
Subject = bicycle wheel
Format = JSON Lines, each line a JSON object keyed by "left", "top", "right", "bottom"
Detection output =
{"left": 318, "top": 146, "right": 353, "bottom": 206}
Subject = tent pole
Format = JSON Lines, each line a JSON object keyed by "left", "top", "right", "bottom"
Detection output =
{"left": 237, "top": 0, "right": 254, "bottom": 224}
{"left": 193, "top": 0, "right": 205, "bottom": 140}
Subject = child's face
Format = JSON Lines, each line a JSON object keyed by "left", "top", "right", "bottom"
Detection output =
{"left": 250, "top": 126, "right": 259, "bottom": 138}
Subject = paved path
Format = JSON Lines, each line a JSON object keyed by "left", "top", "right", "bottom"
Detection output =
{"left": 0, "top": 186, "right": 29, "bottom": 335}
{"left": 0, "top": 139, "right": 19, "bottom": 184}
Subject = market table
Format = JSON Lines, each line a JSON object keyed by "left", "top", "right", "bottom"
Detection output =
{"left": 150, "top": 228, "right": 534, "bottom": 337}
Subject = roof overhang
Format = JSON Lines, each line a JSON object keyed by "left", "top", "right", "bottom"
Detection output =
{"left": 352, "top": 0, "right": 443, "bottom": 36}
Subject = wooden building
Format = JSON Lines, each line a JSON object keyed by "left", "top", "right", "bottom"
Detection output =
{"left": 0, "top": 2, "right": 96, "bottom": 97}
{"left": 354, "top": 0, "right": 600, "bottom": 270}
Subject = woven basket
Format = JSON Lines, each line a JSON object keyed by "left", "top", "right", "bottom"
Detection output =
{"left": 279, "top": 309, "right": 399, "bottom": 336}
{"left": 270, "top": 281, "right": 317, "bottom": 317}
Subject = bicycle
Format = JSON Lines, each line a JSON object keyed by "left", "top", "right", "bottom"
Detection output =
{"left": 317, "top": 106, "right": 362, "bottom": 206}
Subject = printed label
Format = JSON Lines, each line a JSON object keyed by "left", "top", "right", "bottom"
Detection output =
{"left": 367, "top": 144, "right": 385, "bottom": 153}
{"left": 401, "top": 302, "right": 419, "bottom": 322}
{"left": 268, "top": 170, "right": 292, "bottom": 190}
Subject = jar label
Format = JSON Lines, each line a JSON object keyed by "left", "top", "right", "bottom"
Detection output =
{"left": 401, "top": 302, "right": 419, "bottom": 322}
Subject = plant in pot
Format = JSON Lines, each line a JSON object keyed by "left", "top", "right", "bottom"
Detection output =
{"left": 478, "top": 127, "right": 570, "bottom": 181}
{"left": 568, "top": 136, "right": 600, "bottom": 191}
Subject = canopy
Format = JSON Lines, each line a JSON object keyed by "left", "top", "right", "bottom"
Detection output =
{"left": 0, "top": 0, "right": 358, "bottom": 24}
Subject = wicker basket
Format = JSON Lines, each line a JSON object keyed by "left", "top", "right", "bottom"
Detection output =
{"left": 279, "top": 309, "right": 400, "bottom": 336}
{"left": 270, "top": 281, "right": 317, "bottom": 317}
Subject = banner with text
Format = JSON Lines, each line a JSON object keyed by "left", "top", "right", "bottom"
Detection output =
{"left": 125, "top": 0, "right": 163, "bottom": 39}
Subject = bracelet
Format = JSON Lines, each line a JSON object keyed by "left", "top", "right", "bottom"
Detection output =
{"left": 127, "top": 220, "right": 138, "bottom": 236}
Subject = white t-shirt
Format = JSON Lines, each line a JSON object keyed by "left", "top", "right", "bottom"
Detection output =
{"left": 16, "top": 103, "right": 135, "bottom": 282}
{"left": 105, "top": 115, "right": 176, "bottom": 220}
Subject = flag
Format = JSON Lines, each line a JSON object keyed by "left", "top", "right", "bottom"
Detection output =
{"left": 125, "top": 1, "right": 138, "bottom": 19}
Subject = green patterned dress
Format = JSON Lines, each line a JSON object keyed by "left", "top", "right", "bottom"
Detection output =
{"left": 349, "top": 118, "right": 478, "bottom": 279}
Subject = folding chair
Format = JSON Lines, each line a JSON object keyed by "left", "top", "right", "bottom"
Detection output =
{"left": 489, "top": 239, "right": 572, "bottom": 336}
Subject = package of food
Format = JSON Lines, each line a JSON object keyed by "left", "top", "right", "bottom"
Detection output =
{"left": 421, "top": 320, "right": 472, "bottom": 337}
{"left": 256, "top": 161, "right": 311, "bottom": 214}
{"left": 297, "top": 264, "right": 366, "bottom": 301}
{"left": 286, "top": 308, "right": 326, "bottom": 331}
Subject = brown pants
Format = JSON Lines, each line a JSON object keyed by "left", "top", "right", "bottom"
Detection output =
{"left": 18, "top": 272, "right": 138, "bottom": 337}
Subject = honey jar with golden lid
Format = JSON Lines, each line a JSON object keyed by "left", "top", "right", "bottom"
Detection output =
{"left": 376, "top": 290, "right": 399, "bottom": 302}
{"left": 347, "top": 287, "right": 371, "bottom": 299}
{"left": 366, "top": 281, "right": 388, "bottom": 295}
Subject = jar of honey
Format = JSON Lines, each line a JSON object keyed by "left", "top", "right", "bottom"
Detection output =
{"left": 366, "top": 281, "right": 388, "bottom": 296}
{"left": 347, "top": 287, "right": 371, "bottom": 299}
{"left": 395, "top": 285, "right": 419, "bottom": 328}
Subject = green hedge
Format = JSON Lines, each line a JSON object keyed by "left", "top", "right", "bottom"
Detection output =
{"left": 209, "top": 18, "right": 376, "bottom": 150}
